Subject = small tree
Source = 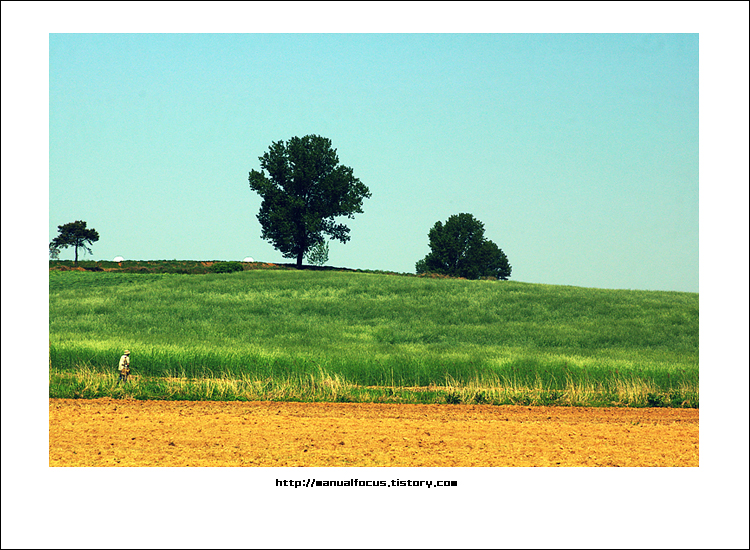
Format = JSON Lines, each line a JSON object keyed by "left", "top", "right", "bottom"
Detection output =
{"left": 248, "top": 135, "right": 371, "bottom": 268}
{"left": 416, "top": 213, "right": 511, "bottom": 280}
{"left": 305, "top": 240, "right": 329, "bottom": 266}
{"left": 210, "top": 261, "right": 244, "bottom": 273}
{"left": 50, "top": 220, "right": 100, "bottom": 266}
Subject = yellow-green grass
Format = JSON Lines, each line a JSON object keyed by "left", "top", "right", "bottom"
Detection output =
{"left": 49, "top": 267, "right": 698, "bottom": 407}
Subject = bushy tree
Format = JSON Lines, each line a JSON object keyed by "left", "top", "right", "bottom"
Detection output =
{"left": 210, "top": 261, "right": 244, "bottom": 273}
{"left": 416, "top": 213, "right": 511, "bottom": 280}
{"left": 305, "top": 240, "right": 329, "bottom": 266}
{"left": 49, "top": 220, "right": 100, "bottom": 266}
{"left": 248, "top": 135, "right": 371, "bottom": 268}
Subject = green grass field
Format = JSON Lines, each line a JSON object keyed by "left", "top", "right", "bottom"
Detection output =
{"left": 49, "top": 263, "right": 698, "bottom": 407}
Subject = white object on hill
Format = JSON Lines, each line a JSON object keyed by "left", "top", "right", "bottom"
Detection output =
{"left": 113, "top": 256, "right": 124, "bottom": 262}
{"left": 243, "top": 257, "right": 255, "bottom": 262}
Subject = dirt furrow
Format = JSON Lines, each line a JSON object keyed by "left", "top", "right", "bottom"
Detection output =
{"left": 49, "top": 398, "right": 698, "bottom": 467}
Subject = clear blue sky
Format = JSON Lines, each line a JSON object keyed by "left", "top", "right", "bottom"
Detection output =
{"left": 49, "top": 32, "right": 700, "bottom": 291}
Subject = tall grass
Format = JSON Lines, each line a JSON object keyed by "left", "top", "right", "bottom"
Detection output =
{"left": 49, "top": 269, "right": 698, "bottom": 407}
{"left": 48, "top": 365, "right": 697, "bottom": 407}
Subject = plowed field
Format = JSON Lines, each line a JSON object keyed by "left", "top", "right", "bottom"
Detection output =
{"left": 49, "top": 399, "right": 698, "bottom": 467}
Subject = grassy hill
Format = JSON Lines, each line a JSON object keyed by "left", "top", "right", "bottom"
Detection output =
{"left": 49, "top": 261, "right": 698, "bottom": 407}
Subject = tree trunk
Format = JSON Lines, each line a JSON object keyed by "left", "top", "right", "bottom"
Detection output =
{"left": 74, "top": 245, "right": 79, "bottom": 267}
{"left": 296, "top": 250, "right": 304, "bottom": 269}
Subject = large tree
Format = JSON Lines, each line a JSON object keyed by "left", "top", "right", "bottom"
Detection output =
{"left": 416, "top": 213, "right": 511, "bottom": 280}
{"left": 49, "top": 220, "right": 100, "bottom": 266}
{"left": 248, "top": 135, "right": 371, "bottom": 267}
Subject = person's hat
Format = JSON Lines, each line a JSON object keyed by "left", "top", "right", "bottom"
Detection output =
{"left": 124, "top": 350, "right": 130, "bottom": 355}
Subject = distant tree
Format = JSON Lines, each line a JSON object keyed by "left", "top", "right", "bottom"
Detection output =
{"left": 305, "top": 240, "right": 330, "bottom": 266}
{"left": 50, "top": 220, "right": 100, "bottom": 267}
{"left": 416, "top": 213, "right": 511, "bottom": 280}
{"left": 248, "top": 135, "right": 371, "bottom": 268}
{"left": 210, "top": 261, "right": 244, "bottom": 274}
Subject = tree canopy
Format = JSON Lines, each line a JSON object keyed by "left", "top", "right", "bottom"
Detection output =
{"left": 50, "top": 220, "right": 100, "bottom": 266}
{"left": 248, "top": 135, "right": 371, "bottom": 267}
{"left": 416, "top": 213, "right": 511, "bottom": 280}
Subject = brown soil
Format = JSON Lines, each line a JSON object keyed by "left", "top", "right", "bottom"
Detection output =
{"left": 49, "top": 399, "right": 698, "bottom": 467}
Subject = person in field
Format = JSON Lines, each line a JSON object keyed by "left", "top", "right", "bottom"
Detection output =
{"left": 118, "top": 350, "right": 131, "bottom": 383}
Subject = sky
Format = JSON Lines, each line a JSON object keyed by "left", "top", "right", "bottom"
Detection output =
{"left": 2, "top": 3, "right": 749, "bottom": 549}
{"left": 46, "top": 31, "right": 701, "bottom": 291}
